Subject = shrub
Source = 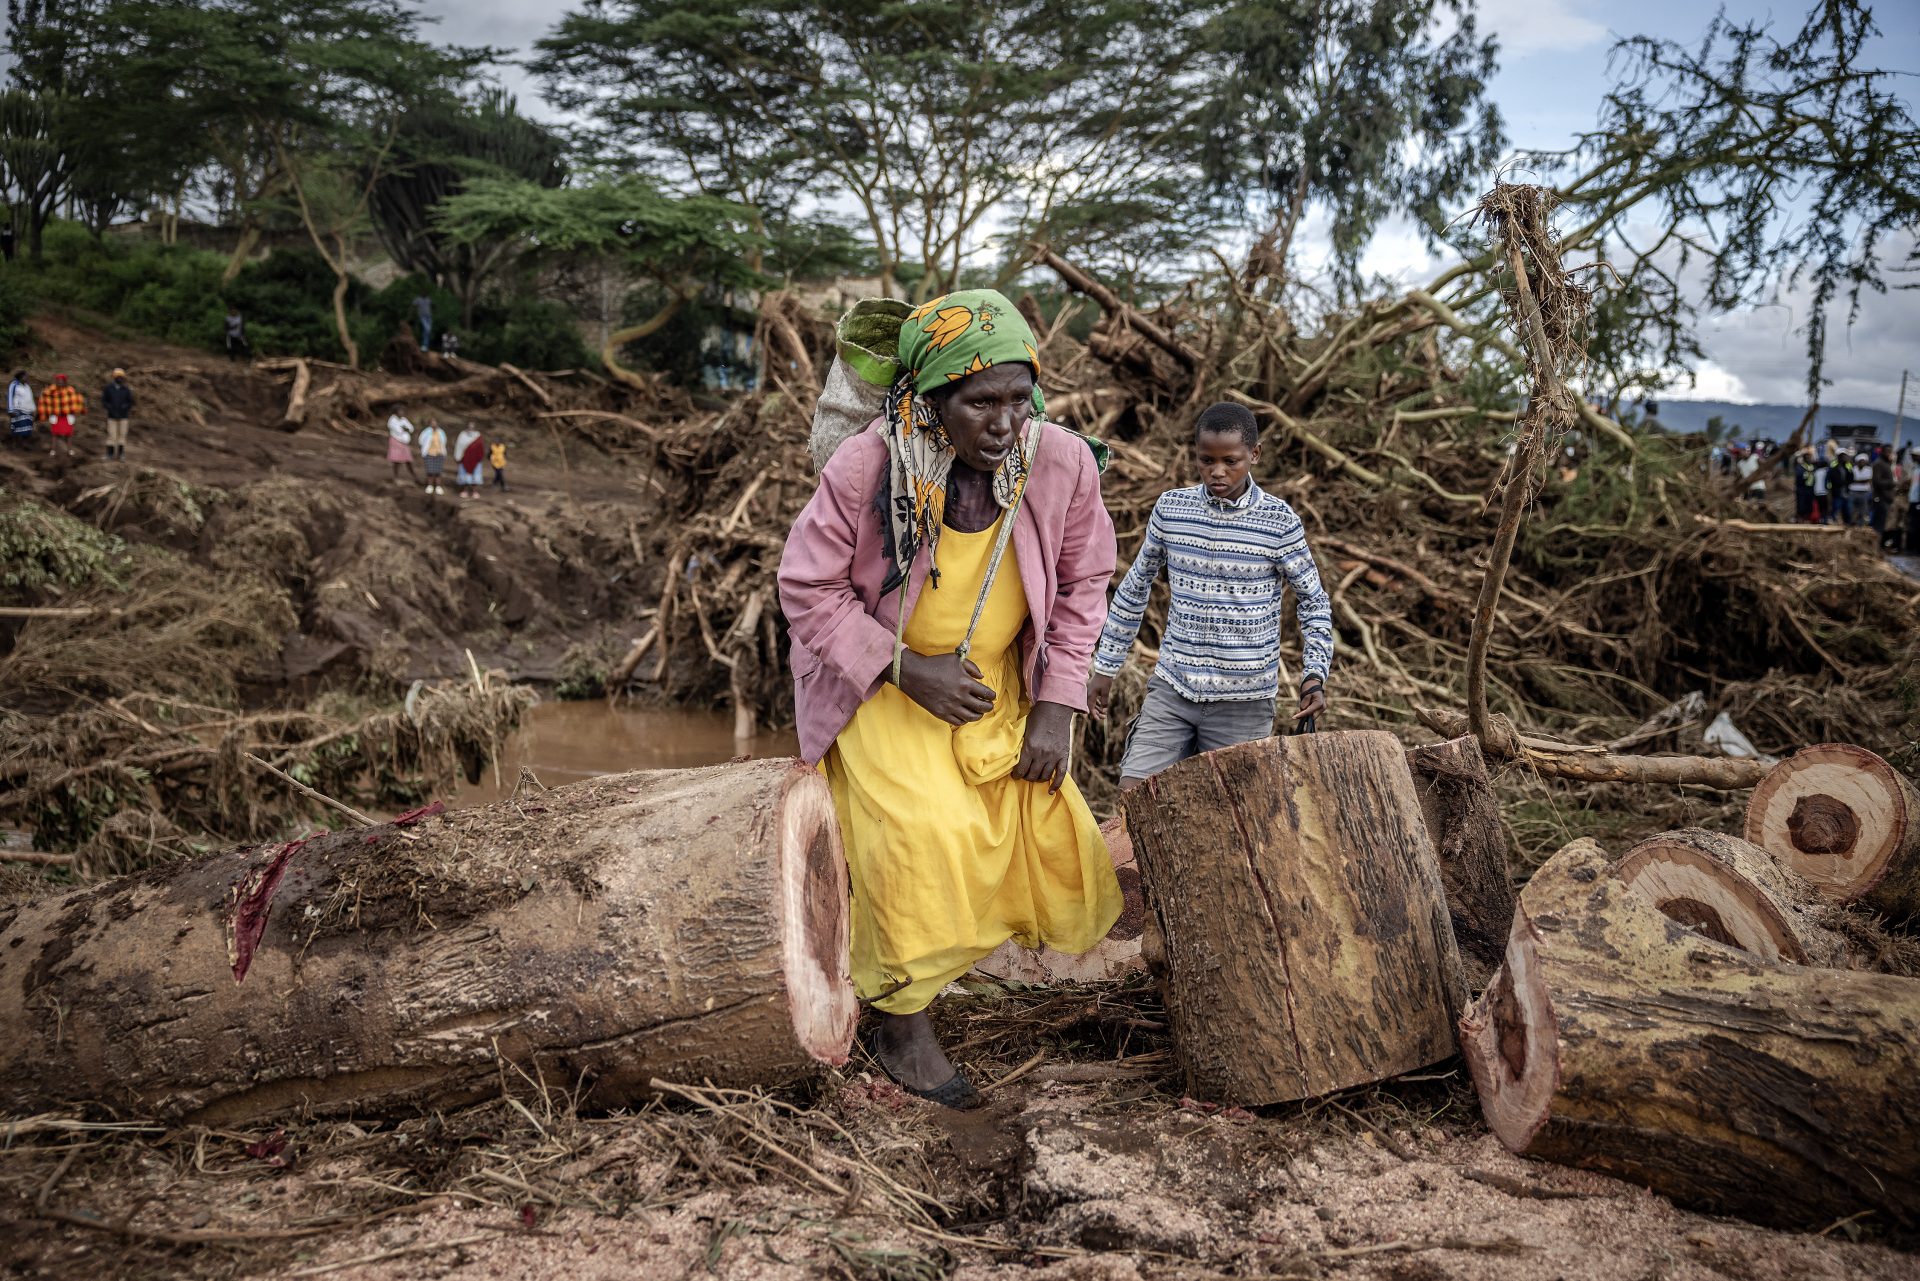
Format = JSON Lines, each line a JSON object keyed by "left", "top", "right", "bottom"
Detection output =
{"left": 0, "top": 272, "right": 31, "bottom": 353}
{"left": 14, "top": 220, "right": 595, "bottom": 373}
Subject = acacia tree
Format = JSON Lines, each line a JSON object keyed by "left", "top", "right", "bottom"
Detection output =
{"left": 1540, "top": 3, "right": 1920, "bottom": 404}
{"left": 367, "top": 90, "right": 567, "bottom": 329}
{"left": 534, "top": 0, "right": 1209, "bottom": 299}
{"left": 1194, "top": 0, "right": 1505, "bottom": 298}
{"left": 1391, "top": 1, "right": 1920, "bottom": 414}
{"left": 433, "top": 175, "right": 761, "bottom": 390}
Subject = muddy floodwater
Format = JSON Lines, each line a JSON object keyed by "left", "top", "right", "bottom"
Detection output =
{"left": 455, "top": 697, "right": 800, "bottom": 808}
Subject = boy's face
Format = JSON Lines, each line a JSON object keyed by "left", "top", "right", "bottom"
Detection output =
{"left": 1194, "top": 429, "right": 1258, "bottom": 500}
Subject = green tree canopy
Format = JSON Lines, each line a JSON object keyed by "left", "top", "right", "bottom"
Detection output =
{"left": 368, "top": 89, "right": 568, "bottom": 329}
{"left": 1194, "top": 0, "right": 1505, "bottom": 296}
{"left": 533, "top": 0, "right": 1210, "bottom": 299}
{"left": 433, "top": 175, "right": 762, "bottom": 389}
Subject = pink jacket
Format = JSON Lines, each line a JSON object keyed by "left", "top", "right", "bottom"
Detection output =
{"left": 778, "top": 420, "right": 1118, "bottom": 765}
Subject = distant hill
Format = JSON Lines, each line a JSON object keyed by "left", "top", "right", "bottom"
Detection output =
{"left": 1654, "top": 399, "right": 1911, "bottom": 444}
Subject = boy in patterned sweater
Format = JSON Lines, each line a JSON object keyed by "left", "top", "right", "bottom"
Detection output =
{"left": 1087, "top": 402, "right": 1333, "bottom": 788}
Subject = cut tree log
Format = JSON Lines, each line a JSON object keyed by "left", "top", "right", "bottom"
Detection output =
{"left": 1460, "top": 838, "right": 1920, "bottom": 1228}
{"left": 1406, "top": 735, "right": 1516, "bottom": 990}
{"left": 1414, "top": 706, "right": 1768, "bottom": 791}
{"left": 1033, "top": 244, "right": 1203, "bottom": 371}
{"left": 1616, "top": 828, "right": 1846, "bottom": 966}
{"left": 1744, "top": 744, "right": 1920, "bottom": 920}
{"left": 1123, "top": 730, "right": 1467, "bottom": 1105}
{"left": 0, "top": 760, "right": 856, "bottom": 1125}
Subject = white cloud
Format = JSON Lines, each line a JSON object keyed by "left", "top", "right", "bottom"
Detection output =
{"left": 1659, "top": 361, "right": 1752, "bottom": 403}
{"left": 1474, "top": 0, "right": 1608, "bottom": 58}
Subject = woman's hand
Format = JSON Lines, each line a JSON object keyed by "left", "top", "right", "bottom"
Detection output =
{"left": 893, "top": 650, "right": 996, "bottom": 725}
{"left": 1015, "top": 701, "right": 1076, "bottom": 793}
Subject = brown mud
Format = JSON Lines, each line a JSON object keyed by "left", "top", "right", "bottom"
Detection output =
{"left": 3, "top": 302, "right": 1919, "bottom": 1277}
{"left": 2, "top": 986, "right": 1915, "bottom": 1280}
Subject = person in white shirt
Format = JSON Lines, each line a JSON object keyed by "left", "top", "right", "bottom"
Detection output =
{"left": 386, "top": 411, "right": 420, "bottom": 486}
{"left": 6, "top": 371, "right": 32, "bottom": 450}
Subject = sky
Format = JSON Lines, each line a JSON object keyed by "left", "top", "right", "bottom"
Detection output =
{"left": 421, "top": 0, "right": 1920, "bottom": 414}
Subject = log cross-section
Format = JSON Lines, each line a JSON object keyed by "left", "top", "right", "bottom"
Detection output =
{"left": 1461, "top": 837, "right": 1920, "bottom": 1228}
{"left": 1745, "top": 744, "right": 1920, "bottom": 920}
{"left": 0, "top": 760, "right": 857, "bottom": 1125}
{"left": 1123, "top": 730, "right": 1467, "bottom": 1106}
{"left": 1615, "top": 828, "right": 1847, "bottom": 967}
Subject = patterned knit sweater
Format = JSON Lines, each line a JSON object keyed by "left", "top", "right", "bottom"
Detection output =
{"left": 1093, "top": 481, "right": 1333, "bottom": 702}
{"left": 37, "top": 384, "right": 84, "bottom": 419}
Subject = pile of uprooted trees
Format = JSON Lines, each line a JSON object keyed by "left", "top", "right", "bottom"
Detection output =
{"left": 1, "top": 733, "right": 1915, "bottom": 1232}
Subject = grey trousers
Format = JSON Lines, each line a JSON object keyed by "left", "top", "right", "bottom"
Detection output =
{"left": 1119, "top": 680, "right": 1276, "bottom": 782}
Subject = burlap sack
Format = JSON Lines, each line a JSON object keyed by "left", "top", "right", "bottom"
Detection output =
{"left": 809, "top": 298, "right": 910, "bottom": 472}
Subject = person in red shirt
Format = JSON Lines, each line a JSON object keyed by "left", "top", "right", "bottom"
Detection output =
{"left": 37, "top": 374, "right": 85, "bottom": 462}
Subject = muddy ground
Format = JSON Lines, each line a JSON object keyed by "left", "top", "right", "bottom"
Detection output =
{"left": 2, "top": 989, "right": 1915, "bottom": 1281}
{"left": 4, "top": 314, "right": 672, "bottom": 691}
{"left": 4, "top": 315, "right": 1919, "bottom": 1278}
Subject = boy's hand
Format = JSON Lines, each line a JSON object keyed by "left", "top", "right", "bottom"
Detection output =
{"left": 1293, "top": 676, "right": 1327, "bottom": 724}
{"left": 1015, "top": 701, "right": 1075, "bottom": 793}
{"left": 1085, "top": 673, "right": 1114, "bottom": 719}
{"left": 893, "top": 650, "right": 995, "bottom": 725}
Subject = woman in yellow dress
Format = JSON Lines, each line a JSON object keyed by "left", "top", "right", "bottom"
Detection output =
{"left": 778, "top": 290, "right": 1121, "bottom": 1107}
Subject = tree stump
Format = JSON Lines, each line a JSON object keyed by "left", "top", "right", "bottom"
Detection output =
{"left": 1617, "top": 828, "right": 1847, "bottom": 966}
{"left": 0, "top": 760, "right": 856, "bottom": 1125}
{"left": 1123, "top": 730, "right": 1467, "bottom": 1105}
{"left": 1745, "top": 744, "right": 1920, "bottom": 919}
{"left": 1406, "top": 734, "right": 1516, "bottom": 989}
{"left": 1460, "top": 838, "right": 1920, "bottom": 1228}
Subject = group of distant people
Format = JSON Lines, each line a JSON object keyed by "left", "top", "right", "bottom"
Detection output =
{"left": 385, "top": 410, "right": 506, "bottom": 498}
{"left": 6, "top": 368, "right": 135, "bottom": 461}
{"left": 1790, "top": 442, "right": 1915, "bottom": 551}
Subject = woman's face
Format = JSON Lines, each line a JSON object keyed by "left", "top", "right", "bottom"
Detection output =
{"left": 935, "top": 363, "right": 1034, "bottom": 472}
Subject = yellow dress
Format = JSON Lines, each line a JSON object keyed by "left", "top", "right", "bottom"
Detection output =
{"left": 825, "top": 517, "right": 1122, "bottom": 1014}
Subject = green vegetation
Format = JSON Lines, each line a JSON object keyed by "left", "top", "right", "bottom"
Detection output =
{"left": 0, "top": 488, "right": 129, "bottom": 595}
{"left": 4, "top": 221, "right": 588, "bottom": 367}
{"left": 0, "top": 0, "right": 1909, "bottom": 395}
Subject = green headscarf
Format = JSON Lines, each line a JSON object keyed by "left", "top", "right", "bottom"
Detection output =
{"left": 878, "top": 289, "right": 1042, "bottom": 590}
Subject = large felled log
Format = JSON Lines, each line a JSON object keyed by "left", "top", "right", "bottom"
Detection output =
{"left": 1123, "top": 730, "right": 1467, "bottom": 1105}
{"left": 1616, "top": 828, "right": 1846, "bottom": 966}
{"left": 1745, "top": 744, "right": 1920, "bottom": 919}
{"left": 1406, "top": 735, "right": 1515, "bottom": 988}
{"left": 1460, "top": 838, "right": 1920, "bottom": 1228}
{"left": 0, "top": 761, "right": 856, "bottom": 1125}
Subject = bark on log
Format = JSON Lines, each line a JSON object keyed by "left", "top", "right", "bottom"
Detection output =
{"left": 1616, "top": 828, "right": 1847, "bottom": 967}
{"left": 1406, "top": 735, "right": 1516, "bottom": 990}
{"left": 1460, "top": 838, "right": 1920, "bottom": 1228}
{"left": 1034, "top": 245, "right": 1203, "bottom": 371}
{"left": 1414, "top": 707, "right": 1768, "bottom": 790}
{"left": 1123, "top": 730, "right": 1467, "bottom": 1105}
{"left": 0, "top": 761, "right": 856, "bottom": 1125}
{"left": 1744, "top": 744, "right": 1920, "bottom": 920}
